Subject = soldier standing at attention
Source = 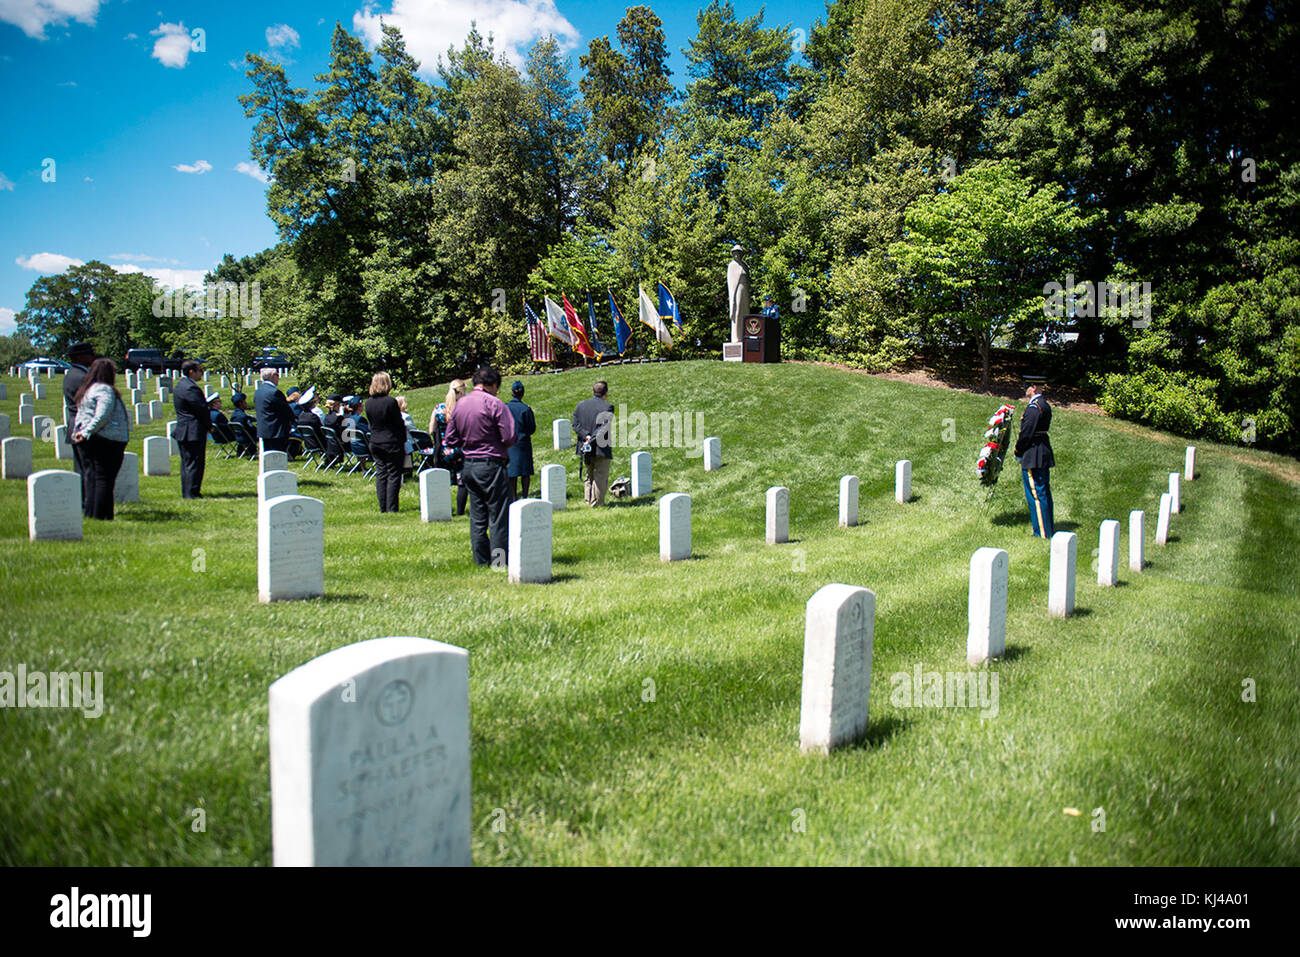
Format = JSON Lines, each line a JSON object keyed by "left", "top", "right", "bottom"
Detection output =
{"left": 1014, "top": 380, "right": 1055, "bottom": 538}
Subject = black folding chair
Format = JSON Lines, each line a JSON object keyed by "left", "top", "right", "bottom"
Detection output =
{"left": 297, "top": 422, "right": 326, "bottom": 471}
{"left": 209, "top": 422, "right": 238, "bottom": 459}
{"left": 409, "top": 430, "right": 437, "bottom": 472}
{"left": 227, "top": 421, "right": 258, "bottom": 460}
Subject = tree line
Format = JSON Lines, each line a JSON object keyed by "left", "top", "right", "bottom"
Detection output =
{"left": 12, "top": 0, "right": 1298, "bottom": 453}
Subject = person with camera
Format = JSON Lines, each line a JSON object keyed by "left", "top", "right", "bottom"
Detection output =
{"left": 572, "top": 381, "right": 614, "bottom": 506}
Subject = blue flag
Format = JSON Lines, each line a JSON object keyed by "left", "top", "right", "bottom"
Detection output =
{"left": 610, "top": 290, "right": 633, "bottom": 355}
{"left": 658, "top": 281, "right": 681, "bottom": 331}
{"left": 586, "top": 289, "right": 606, "bottom": 357}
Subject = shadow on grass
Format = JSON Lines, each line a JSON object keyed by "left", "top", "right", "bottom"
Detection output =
{"left": 315, "top": 593, "right": 368, "bottom": 603}
{"left": 200, "top": 492, "right": 255, "bottom": 500}
{"left": 118, "top": 507, "right": 185, "bottom": 521}
{"left": 842, "top": 714, "right": 909, "bottom": 751}
{"left": 998, "top": 644, "right": 1031, "bottom": 663}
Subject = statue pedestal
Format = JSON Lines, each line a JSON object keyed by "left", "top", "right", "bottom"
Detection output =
{"left": 722, "top": 341, "right": 743, "bottom": 362}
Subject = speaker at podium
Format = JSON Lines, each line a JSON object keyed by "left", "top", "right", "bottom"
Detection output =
{"left": 742, "top": 314, "right": 781, "bottom": 363}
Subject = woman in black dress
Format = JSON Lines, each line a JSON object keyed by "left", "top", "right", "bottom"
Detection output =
{"left": 505, "top": 380, "right": 536, "bottom": 499}
{"left": 364, "top": 372, "right": 408, "bottom": 513}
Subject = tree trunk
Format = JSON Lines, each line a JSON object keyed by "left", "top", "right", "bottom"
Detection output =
{"left": 980, "top": 334, "right": 991, "bottom": 392}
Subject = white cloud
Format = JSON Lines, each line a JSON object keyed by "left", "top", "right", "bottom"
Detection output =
{"left": 124, "top": 32, "right": 138, "bottom": 40}
{"left": 0, "top": 0, "right": 102, "bottom": 39}
{"left": 0, "top": 307, "right": 17, "bottom": 336}
{"left": 174, "top": 159, "right": 212, "bottom": 174}
{"left": 15, "top": 252, "right": 84, "bottom": 273}
{"left": 234, "top": 161, "right": 271, "bottom": 184}
{"left": 352, "top": 0, "right": 579, "bottom": 71}
{"left": 0, "top": 171, "right": 14, "bottom": 191}
{"left": 111, "top": 263, "right": 209, "bottom": 290}
{"left": 266, "top": 23, "right": 299, "bottom": 49}
{"left": 58, "top": 79, "right": 76, "bottom": 86}
{"left": 151, "top": 21, "right": 192, "bottom": 68}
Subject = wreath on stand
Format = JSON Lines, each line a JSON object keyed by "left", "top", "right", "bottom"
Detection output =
{"left": 975, "top": 403, "right": 1016, "bottom": 503}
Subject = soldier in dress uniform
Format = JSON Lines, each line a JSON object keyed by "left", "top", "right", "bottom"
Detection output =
{"left": 1014, "top": 380, "right": 1055, "bottom": 538}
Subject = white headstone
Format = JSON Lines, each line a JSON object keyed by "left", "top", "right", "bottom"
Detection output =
{"left": 134, "top": 403, "right": 151, "bottom": 425}
{"left": 18, "top": 404, "right": 33, "bottom": 426}
{"left": 19, "top": 393, "right": 32, "bottom": 407}
{"left": 895, "top": 459, "right": 912, "bottom": 504}
{"left": 259, "top": 469, "right": 299, "bottom": 507}
{"left": 631, "top": 451, "right": 651, "bottom": 497}
{"left": 32, "top": 414, "right": 52, "bottom": 441}
{"left": 659, "top": 492, "right": 691, "bottom": 561}
{"left": 419, "top": 468, "right": 452, "bottom": 522}
{"left": 143, "top": 435, "right": 171, "bottom": 476}
{"left": 1185, "top": 446, "right": 1196, "bottom": 480}
{"left": 149, "top": 399, "right": 162, "bottom": 420}
{"left": 221, "top": 375, "right": 230, "bottom": 389}
{"left": 32, "top": 382, "right": 46, "bottom": 400}
{"left": 508, "top": 498, "right": 552, "bottom": 583}
{"left": 1156, "top": 493, "right": 1171, "bottom": 546}
{"left": 53, "top": 424, "right": 72, "bottom": 460}
{"left": 259, "top": 495, "right": 324, "bottom": 602}
{"left": 838, "top": 475, "right": 859, "bottom": 528}
{"left": 967, "top": 547, "right": 1008, "bottom": 665}
{"left": 703, "top": 436, "right": 721, "bottom": 471}
{"left": 269, "top": 636, "right": 472, "bottom": 866}
{"left": 4, "top": 436, "right": 33, "bottom": 480}
{"left": 766, "top": 485, "right": 789, "bottom": 545}
{"left": 0, "top": 383, "right": 6, "bottom": 399}
{"left": 166, "top": 419, "right": 179, "bottom": 456}
{"left": 1168, "top": 472, "right": 1181, "bottom": 513}
{"left": 1048, "top": 531, "right": 1076, "bottom": 618}
{"left": 261, "top": 449, "right": 289, "bottom": 473}
{"left": 799, "top": 583, "right": 875, "bottom": 754}
{"left": 552, "top": 418, "right": 571, "bottom": 450}
{"left": 1098, "top": 519, "right": 1120, "bottom": 586}
{"left": 541, "top": 463, "right": 566, "bottom": 511}
{"left": 114, "top": 452, "right": 139, "bottom": 503}
{"left": 1129, "top": 509, "right": 1145, "bottom": 572}
{"left": 0, "top": 413, "right": 8, "bottom": 439}
{"left": 130, "top": 388, "right": 144, "bottom": 405}
{"left": 27, "top": 469, "right": 82, "bottom": 541}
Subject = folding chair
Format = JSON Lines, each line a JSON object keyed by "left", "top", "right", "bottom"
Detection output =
{"left": 409, "top": 429, "right": 436, "bottom": 472}
{"left": 297, "top": 422, "right": 326, "bottom": 471}
{"left": 228, "top": 421, "right": 258, "bottom": 460}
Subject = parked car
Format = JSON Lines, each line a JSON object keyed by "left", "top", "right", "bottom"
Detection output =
{"left": 125, "top": 348, "right": 193, "bottom": 373}
{"left": 252, "top": 348, "right": 292, "bottom": 370}
{"left": 17, "top": 357, "right": 73, "bottom": 375}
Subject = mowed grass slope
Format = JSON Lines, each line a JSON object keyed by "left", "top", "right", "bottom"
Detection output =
{"left": 0, "top": 361, "right": 1296, "bottom": 866}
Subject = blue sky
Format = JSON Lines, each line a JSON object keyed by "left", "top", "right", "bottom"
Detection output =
{"left": 0, "top": 0, "right": 828, "bottom": 337}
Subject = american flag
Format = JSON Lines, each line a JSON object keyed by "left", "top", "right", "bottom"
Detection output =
{"left": 525, "top": 299, "right": 553, "bottom": 362}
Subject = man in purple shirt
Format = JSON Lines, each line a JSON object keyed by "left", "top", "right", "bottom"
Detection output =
{"left": 445, "top": 365, "right": 518, "bottom": 566}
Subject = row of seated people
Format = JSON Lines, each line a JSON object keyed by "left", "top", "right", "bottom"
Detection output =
{"left": 207, "top": 388, "right": 447, "bottom": 475}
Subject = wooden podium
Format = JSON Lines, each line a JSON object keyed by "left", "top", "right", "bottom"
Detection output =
{"left": 742, "top": 314, "right": 781, "bottom": 363}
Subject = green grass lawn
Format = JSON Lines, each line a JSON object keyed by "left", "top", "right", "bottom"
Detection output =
{"left": 0, "top": 361, "right": 1296, "bottom": 866}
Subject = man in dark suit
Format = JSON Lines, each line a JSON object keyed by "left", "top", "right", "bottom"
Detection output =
{"left": 62, "top": 341, "right": 95, "bottom": 510}
{"left": 254, "top": 368, "right": 294, "bottom": 453}
{"left": 572, "top": 380, "right": 615, "bottom": 506}
{"left": 173, "top": 359, "right": 211, "bottom": 499}
{"left": 1014, "top": 381, "right": 1055, "bottom": 538}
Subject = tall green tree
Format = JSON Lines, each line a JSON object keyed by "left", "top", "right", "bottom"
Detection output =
{"left": 889, "top": 160, "right": 1096, "bottom": 389}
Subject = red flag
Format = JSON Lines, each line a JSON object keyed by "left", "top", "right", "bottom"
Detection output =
{"left": 562, "top": 294, "right": 596, "bottom": 359}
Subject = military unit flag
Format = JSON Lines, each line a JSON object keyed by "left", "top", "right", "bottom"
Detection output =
{"left": 638, "top": 284, "right": 674, "bottom": 346}
{"left": 657, "top": 281, "right": 681, "bottom": 332}
{"left": 544, "top": 296, "right": 574, "bottom": 346}
{"left": 610, "top": 290, "right": 633, "bottom": 355}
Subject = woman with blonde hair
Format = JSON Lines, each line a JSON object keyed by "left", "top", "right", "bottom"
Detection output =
{"left": 365, "top": 371, "right": 408, "bottom": 513}
{"left": 429, "top": 378, "right": 469, "bottom": 515}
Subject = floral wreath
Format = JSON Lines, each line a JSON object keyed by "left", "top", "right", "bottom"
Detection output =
{"left": 975, "top": 403, "right": 1016, "bottom": 486}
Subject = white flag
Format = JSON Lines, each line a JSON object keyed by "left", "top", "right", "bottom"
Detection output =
{"left": 638, "top": 284, "right": 673, "bottom": 346}
{"left": 544, "top": 296, "right": 574, "bottom": 345}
